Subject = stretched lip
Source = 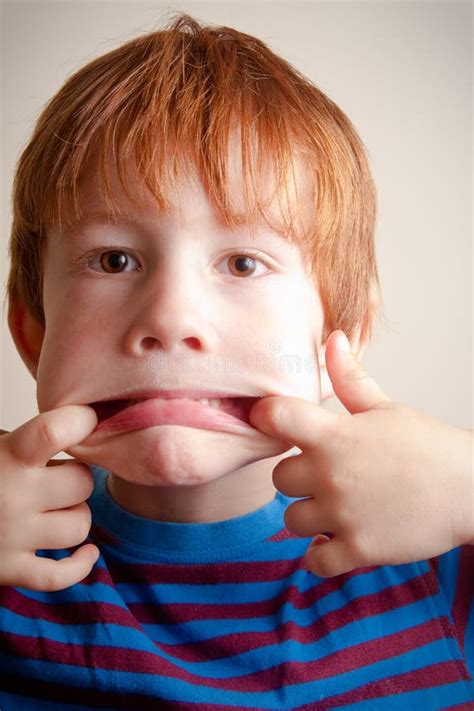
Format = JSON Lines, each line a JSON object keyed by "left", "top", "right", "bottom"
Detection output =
{"left": 93, "top": 388, "right": 257, "bottom": 401}
{"left": 88, "top": 389, "right": 262, "bottom": 437}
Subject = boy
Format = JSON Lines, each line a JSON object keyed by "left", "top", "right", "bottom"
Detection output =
{"left": 1, "top": 13, "right": 473, "bottom": 709}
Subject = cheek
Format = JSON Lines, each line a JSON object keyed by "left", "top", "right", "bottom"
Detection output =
{"left": 35, "top": 307, "right": 107, "bottom": 411}
{"left": 250, "top": 288, "right": 321, "bottom": 391}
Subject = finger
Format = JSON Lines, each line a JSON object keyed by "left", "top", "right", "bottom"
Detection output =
{"left": 249, "top": 395, "right": 339, "bottom": 451}
{"left": 284, "top": 498, "right": 334, "bottom": 538}
{"left": 304, "top": 537, "right": 358, "bottom": 578}
{"left": 272, "top": 453, "right": 318, "bottom": 498}
{"left": 12, "top": 546, "right": 100, "bottom": 592}
{"left": 33, "top": 502, "right": 92, "bottom": 550}
{"left": 37, "top": 463, "right": 94, "bottom": 512}
{"left": 325, "top": 330, "right": 391, "bottom": 415}
{"left": 6, "top": 405, "right": 98, "bottom": 467}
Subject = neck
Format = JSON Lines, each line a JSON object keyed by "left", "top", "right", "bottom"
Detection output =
{"left": 106, "top": 454, "right": 291, "bottom": 523}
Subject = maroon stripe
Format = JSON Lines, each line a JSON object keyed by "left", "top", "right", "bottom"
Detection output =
{"left": 1, "top": 616, "right": 461, "bottom": 692}
{"left": 0, "top": 563, "right": 382, "bottom": 627}
{"left": 267, "top": 526, "right": 301, "bottom": 542}
{"left": 0, "top": 573, "right": 436, "bottom": 644}
{"left": 0, "top": 579, "right": 337, "bottom": 629}
{"left": 451, "top": 545, "right": 474, "bottom": 651}
{"left": 131, "top": 572, "right": 437, "bottom": 653}
{"left": 294, "top": 661, "right": 469, "bottom": 709}
{"left": 0, "top": 570, "right": 436, "bottom": 646}
{"left": 90, "top": 523, "right": 122, "bottom": 547}
{"left": 428, "top": 552, "right": 441, "bottom": 575}
{"left": 0, "top": 587, "right": 141, "bottom": 630}
{"left": 104, "top": 557, "right": 381, "bottom": 586}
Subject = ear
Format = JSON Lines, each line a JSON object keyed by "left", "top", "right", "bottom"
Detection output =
{"left": 318, "top": 326, "right": 368, "bottom": 402}
{"left": 7, "top": 299, "right": 45, "bottom": 379}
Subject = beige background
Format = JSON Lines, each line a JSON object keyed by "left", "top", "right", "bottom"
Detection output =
{"left": 1, "top": 0, "right": 472, "bottom": 433}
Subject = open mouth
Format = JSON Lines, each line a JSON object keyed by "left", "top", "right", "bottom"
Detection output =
{"left": 89, "top": 395, "right": 260, "bottom": 433}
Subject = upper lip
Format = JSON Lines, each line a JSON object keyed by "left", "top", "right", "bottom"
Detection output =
{"left": 90, "top": 388, "right": 260, "bottom": 403}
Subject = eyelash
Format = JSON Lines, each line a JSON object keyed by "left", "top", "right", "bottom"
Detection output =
{"left": 72, "top": 248, "right": 272, "bottom": 279}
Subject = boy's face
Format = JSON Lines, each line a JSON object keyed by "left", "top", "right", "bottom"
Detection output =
{"left": 28, "top": 151, "right": 326, "bottom": 487}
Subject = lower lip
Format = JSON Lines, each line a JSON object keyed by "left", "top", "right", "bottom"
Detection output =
{"left": 92, "top": 398, "right": 256, "bottom": 436}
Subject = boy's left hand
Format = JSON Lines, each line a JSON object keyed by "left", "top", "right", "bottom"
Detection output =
{"left": 249, "top": 331, "right": 474, "bottom": 578}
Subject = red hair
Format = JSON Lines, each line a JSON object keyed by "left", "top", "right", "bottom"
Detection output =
{"left": 7, "top": 12, "right": 383, "bottom": 345}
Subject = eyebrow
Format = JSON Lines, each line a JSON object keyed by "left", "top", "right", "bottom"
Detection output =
{"left": 62, "top": 212, "right": 138, "bottom": 239}
{"left": 61, "top": 209, "right": 295, "bottom": 249}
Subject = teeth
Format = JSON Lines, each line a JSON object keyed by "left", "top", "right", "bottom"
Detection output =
{"left": 125, "top": 397, "right": 224, "bottom": 409}
{"left": 198, "top": 398, "right": 222, "bottom": 408}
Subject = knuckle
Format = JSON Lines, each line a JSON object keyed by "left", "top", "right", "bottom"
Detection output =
{"left": 317, "top": 459, "right": 348, "bottom": 500}
{"left": 332, "top": 502, "right": 354, "bottom": 530}
{"left": 37, "top": 417, "right": 62, "bottom": 451}
{"left": 283, "top": 504, "right": 296, "bottom": 531}
{"left": 283, "top": 501, "right": 303, "bottom": 531}
{"left": 74, "top": 464, "right": 94, "bottom": 497}
{"left": 348, "top": 364, "right": 370, "bottom": 383}
{"left": 25, "top": 561, "right": 60, "bottom": 592}
{"left": 310, "top": 554, "right": 336, "bottom": 579}
{"left": 272, "top": 461, "right": 288, "bottom": 490}
{"left": 38, "top": 569, "right": 63, "bottom": 592}
{"left": 322, "top": 467, "right": 345, "bottom": 497}
{"left": 75, "top": 505, "right": 92, "bottom": 541}
{"left": 348, "top": 532, "right": 373, "bottom": 568}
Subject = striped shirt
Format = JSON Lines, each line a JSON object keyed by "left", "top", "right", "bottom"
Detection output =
{"left": 0, "top": 465, "right": 473, "bottom": 709}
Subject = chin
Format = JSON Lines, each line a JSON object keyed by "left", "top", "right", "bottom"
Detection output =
{"left": 68, "top": 424, "right": 289, "bottom": 487}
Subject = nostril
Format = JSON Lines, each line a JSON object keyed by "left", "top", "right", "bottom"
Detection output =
{"left": 140, "top": 336, "right": 202, "bottom": 351}
{"left": 141, "top": 337, "right": 161, "bottom": 351}
{"left": 183, "top": 337, "right": 202, "bottom": 350}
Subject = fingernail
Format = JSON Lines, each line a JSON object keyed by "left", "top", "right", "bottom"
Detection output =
{"left": 309, "top": 534, "right": 331, "bottom": 548}
{"left": 337, "top": 332, "right": 352, "bottom": 353}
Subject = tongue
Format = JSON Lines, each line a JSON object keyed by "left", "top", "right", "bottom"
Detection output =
{"left": 90, "top": 397, "right": 259, "bottom": 425}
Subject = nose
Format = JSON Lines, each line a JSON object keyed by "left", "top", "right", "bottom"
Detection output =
{"left": 122, "top": 264, "right": 217, "bottom": 356}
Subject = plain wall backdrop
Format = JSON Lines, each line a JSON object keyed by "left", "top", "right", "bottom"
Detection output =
{"left": 1, "top": 0, "right": 472, "bottom": 434}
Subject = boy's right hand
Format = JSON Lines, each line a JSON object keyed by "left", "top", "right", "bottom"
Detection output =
{"left": 0, "top": 405, "right": 99, "bottom": 592}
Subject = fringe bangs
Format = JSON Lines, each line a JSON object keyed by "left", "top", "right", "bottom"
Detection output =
{"left": 7, "top": 13, "right": 383, "bottom": 344}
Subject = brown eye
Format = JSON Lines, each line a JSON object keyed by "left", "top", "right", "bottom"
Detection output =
{"left": 99, "top": 251, "right": 134, "bottom": 273}
{"left": 228, "top": 255, "right": 257, "bottom": 277}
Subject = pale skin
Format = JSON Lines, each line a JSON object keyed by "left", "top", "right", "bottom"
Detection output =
{"left": 251, "top": 331, "right": 474, "bottom": 577}
{"left": 1, "top": 331, "right": 472, "bottom": 589}
{"left": 1, "top": 159, "right": 473, "bottom": 589}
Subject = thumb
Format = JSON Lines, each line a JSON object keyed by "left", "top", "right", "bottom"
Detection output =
{"left": 326, "top": 331, "right": 391, "bottom": 414}
{"left": 249, "top": 395, "right": 338, "bottom": 451}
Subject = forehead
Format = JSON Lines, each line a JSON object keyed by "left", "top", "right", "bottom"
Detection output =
{"left": 69, "top": 131, "right": 316, "bottom": 241}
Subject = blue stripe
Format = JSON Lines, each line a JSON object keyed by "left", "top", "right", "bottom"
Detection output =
{"left": 1, "top": 580, "right": 448, "bottom": 658}
{"left": 0, "top": 598, "right": 460, "bottom": 679}
{"left": 15, "top": 581, "right": 134, "bottom": 608}
{"left": 116, "top": 560, "right": 426, "bottom": 605}
{"left": 0, "top": 641, "right": 469, "bottom": 709}
{"left": 22, "top": 556, "right": 429, "bottom": 606}
{"left": 336, "top": 679, "right": 474, "bottom": 710}
{"left": 463, "top": 594, "right": 474, "bottom": 679}
{"left": 144, "top": 596, "right": 451, "bottom": 651}
{"left": 436, "top": 546, "right": 461, "bottom": 609}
